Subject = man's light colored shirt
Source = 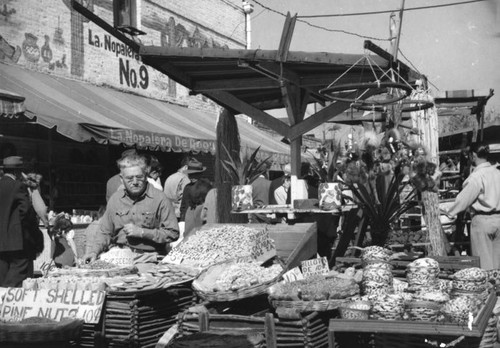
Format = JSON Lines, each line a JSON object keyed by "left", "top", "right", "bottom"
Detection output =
{"left": 448, "top": 162, "right": 500, "bottom": 217}
{"left": 89, "top": 184, "right": 179, "bottom": 255}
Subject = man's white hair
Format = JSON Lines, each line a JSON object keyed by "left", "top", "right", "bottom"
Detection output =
{"left": 118, "top": 154, "right": 147, "bottom": 172}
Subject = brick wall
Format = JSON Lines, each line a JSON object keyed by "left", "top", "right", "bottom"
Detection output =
{"left": 0, "top": 0, "right": 245, "bottom": 114}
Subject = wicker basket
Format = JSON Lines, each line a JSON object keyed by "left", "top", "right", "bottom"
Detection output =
{"left": 270, "top": 298, "right": 346, "bottom": 312}
{"left": 406, "top": 300, "right": 442, "bottom": 321}
{"left": 0, "top": 318, "right": 84, "bottom": 343}
{"left": 192, "top": 258, "right": 286, "bottom": 302}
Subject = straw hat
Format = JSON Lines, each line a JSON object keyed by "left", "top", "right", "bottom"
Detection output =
{"left": 0, "top": 156, "right": 25, "bottom": 169}
{"left": 185, "top": 158, "right": 206, "bottom": 174}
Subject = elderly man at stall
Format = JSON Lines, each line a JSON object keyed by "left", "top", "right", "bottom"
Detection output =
{"left": 84, "top": 154, "right": 179, "bottom": 270}
{"left": 443, "top": 142, "right": 500, "bottom": 270}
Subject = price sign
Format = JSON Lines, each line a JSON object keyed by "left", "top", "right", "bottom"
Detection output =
{"left": 300, "top": 257, "right": 329, "bottom": 279}
{"left": 282, "top": 267, "right": 304, "bottom": 283}
{"left": 0, "top": 288, "right": 105, "bottom": 324}
{"left": 100, "top": 247, "right": 135, "bottom": 266}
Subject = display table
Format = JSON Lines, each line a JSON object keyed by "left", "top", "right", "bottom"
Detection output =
{"left": 328, "top": 292, "right": 498, "bottom": 348}
{"left": 233, "top": 204, "right": 356, "bottom": 219}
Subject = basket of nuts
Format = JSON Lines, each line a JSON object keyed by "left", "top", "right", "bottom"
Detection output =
{"left": 339, "top": 300, "right": 371, "bottom": 320}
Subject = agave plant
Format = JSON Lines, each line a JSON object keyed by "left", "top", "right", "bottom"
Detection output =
{"left": 343, "top": 173, "right": 418, "bottom": 246}
{"left": 220, "top": 144, "right": 271, "bottom": 185}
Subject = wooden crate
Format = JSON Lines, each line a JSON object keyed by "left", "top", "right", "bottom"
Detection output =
{"left": 177, "top": 305, "right": 329, "bottom": 348}
{"left": 329, "top": 291, "right": 497, "bottom": 348}
{"left": 267, "top": 223, "right": 317, "bottom": 269}
{"left": 102, "top": 286, "right": 196, "bottom": 348}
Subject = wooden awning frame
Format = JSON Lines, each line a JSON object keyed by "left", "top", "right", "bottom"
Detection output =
{"left": 72, "top": 0, "right": 421, "bottom": 175}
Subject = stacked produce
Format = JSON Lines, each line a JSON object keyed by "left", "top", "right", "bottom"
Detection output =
{"left": 26, "top": 262, "right": 197, "bottom": 293}
{"left": 371, "top": 293, "right": 405, "bottom": 320}
{"left": 441, "top": 296, "right": 478, "bottom": 324}
{"left": 49, "top": 260, "right": 138, "bottom": 278}
{"left": 23, "top": 276, "right": 108, "bottom": 291}
{"left": 108, "top": 264, "right": 198, "bottom": 292}
{"left": 338, "top": 257, "right": 490, "bottom": 324}
{"left": 449, "top": 267, "right": 489, "bottom": 306}
{"left": 360, "top": 246, "right": 392, "bottom": 265}
{"left": 213, "top": 262, "right": 282, "bottom": 292}
{"left": 164, "top": 225, "right": 275, "bottom": 268}
{"left": 406, "top": 257, "right": 440, "bottom": 288}
{"left": 361, "top": 262, "right": 393, "bottom": 296}
{"left": 269, "top": 275, "right": 360, "bottom": 301}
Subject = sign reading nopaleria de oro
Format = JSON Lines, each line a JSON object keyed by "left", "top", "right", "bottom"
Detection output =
{"left": 0, "top": 287, "right": 105, "bottom": 324}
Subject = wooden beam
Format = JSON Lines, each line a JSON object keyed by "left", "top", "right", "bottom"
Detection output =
{"left": 140, "top": 45, "right": 389, "bottom": 67}
{"left": 71, "top": 0, "right": 141, "bottom": 52}
{"left": 142, "top": 57, "right": 193, "bottom": 89}
{"left": 193, "top": 77, "right": 280, "bottom": 91}
{"left": 281, "top": 82, "right": 305, "bottom": 126}
{"left": 276, "top": 12, "right": 297, "bottom": 62}
{"left": 364, "top": 40, "right": 419, "bottom": 82}
{"left": 254, "top": 62, "right": 327, "bottom": 104}
{"left": 204, "top": 90, "right": 290, "bottom": 137}
{"left": 288, "top": 101, "right": 351, "bottom": 140}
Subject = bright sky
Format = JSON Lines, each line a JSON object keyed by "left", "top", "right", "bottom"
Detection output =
{"left": 251, "top": 0, "right": 500, "bottom": 112}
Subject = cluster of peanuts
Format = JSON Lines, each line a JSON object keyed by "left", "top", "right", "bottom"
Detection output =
{"left": 167, "top": 225, "right": 273, "bottom": 268}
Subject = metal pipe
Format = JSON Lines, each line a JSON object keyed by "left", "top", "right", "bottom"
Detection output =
{"left": 242, "top": 1, "right": 254, "bottom": 49}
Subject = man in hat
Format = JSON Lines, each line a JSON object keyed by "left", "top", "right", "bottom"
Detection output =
{"left": 163, "top": 156, "right": 206, "bottom": 220}
{"left": 84, "top": 154, "right": 178, "bottom": 270}
{"left": 106, "top": 149, "right": 138, "bottom": 202}
{"left": 0, "top": 156, "right": 42, "bottom": 286}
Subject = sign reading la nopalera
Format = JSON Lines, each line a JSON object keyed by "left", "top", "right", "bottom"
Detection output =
{"left": 108, "top": 128, "right": 216, "bottom": 153}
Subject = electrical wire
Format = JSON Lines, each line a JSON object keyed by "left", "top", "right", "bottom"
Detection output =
{"left": 298, "top": 0, "right": 488, "bottom": 19}
{"left": 397, "top": 48, "right": 441, "bottom": 91}
{"left": 252, "top": 0, "right": 487, "bottom": 41}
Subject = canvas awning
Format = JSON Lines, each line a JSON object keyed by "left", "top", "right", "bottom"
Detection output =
{"left": 0, "top": 88, "right": 25, "bottom": 117}
{"left": 0, "top": 62, "right": 291, "bottom": 164}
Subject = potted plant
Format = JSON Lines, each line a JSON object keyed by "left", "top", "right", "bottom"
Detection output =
{"left": 220, "top": 144, "right": 271, "bottom": 211}
{"left": 309, "top": 140, "right": 345, "bottom": 210}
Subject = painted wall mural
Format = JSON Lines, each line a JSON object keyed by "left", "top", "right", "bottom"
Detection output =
{"left": 0, "top": 0, "right": 244, "bottom": 105}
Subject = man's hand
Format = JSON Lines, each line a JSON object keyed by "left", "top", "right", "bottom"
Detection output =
{"left": 82, "top": 252, "right": 97, "bottom": 264}
{"left": 123, "top": 223, "right": 144, "bottom": 239}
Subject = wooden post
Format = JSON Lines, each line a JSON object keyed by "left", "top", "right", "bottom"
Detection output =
{"left": 410, "top": 80, "right": 447, "bottom": 256}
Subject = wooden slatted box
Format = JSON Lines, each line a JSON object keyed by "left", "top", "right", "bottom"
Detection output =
{"left": 177, "top": 304, "right": 329, "bottom": 348}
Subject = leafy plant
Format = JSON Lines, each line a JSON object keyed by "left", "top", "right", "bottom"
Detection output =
{"left": 343, "top": 173, "right": 418, "bottom": 246}
{"left": 220, "top": 144, "right": 271, "bottom": 185}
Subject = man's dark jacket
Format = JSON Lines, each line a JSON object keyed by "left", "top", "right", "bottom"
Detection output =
{"left": 0, "top": 176, "right": 43, "bottom": 258}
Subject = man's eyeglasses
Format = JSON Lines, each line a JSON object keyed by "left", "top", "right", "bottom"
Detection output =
{"left": 123, "top": 175, "right": 146, "bottom": 182}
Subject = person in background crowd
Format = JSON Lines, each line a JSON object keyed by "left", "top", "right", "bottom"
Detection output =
{"left": 164, "top": 156, "right": 206, "bottom": 220}
{"left": 50, "top": 214, "right": 78, "bottom": 268}
{"left": 83, "top": 154, "right": 179, "bottom": 271}
{"left": 201, "top": 187, "right": 217, "bottom": 225}
{"left": 274, "top": 175, "right": 291, "bottom": 205}
{"left": 0, "top": 156, "right": 43, "bottom": 287}
{"left": 268, "top": 163, "right": 291, "bottom": 205}
{"left": 106, "top": 149, "right": 138, "bottom": 202}
{"left": 83, "top": 205, "right": 106, "bottom": 259}
{"left": 249, "top": 165, "right": 271, "bottom": 223}
{"left": 184, "top": 178, "right": 213, "bottom": 239}
{"left": 145, "top": 154, "right": 163, "bottom": 191}
{"left": 22, "top": 172, "right": 49, "bottom": 229}
{"left": 443, "top": 142, "right": 500, "bottom": 270}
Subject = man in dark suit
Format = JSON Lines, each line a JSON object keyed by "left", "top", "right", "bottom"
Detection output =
{"left": 0, "top": 156, "right": 40, "bottom": 287}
